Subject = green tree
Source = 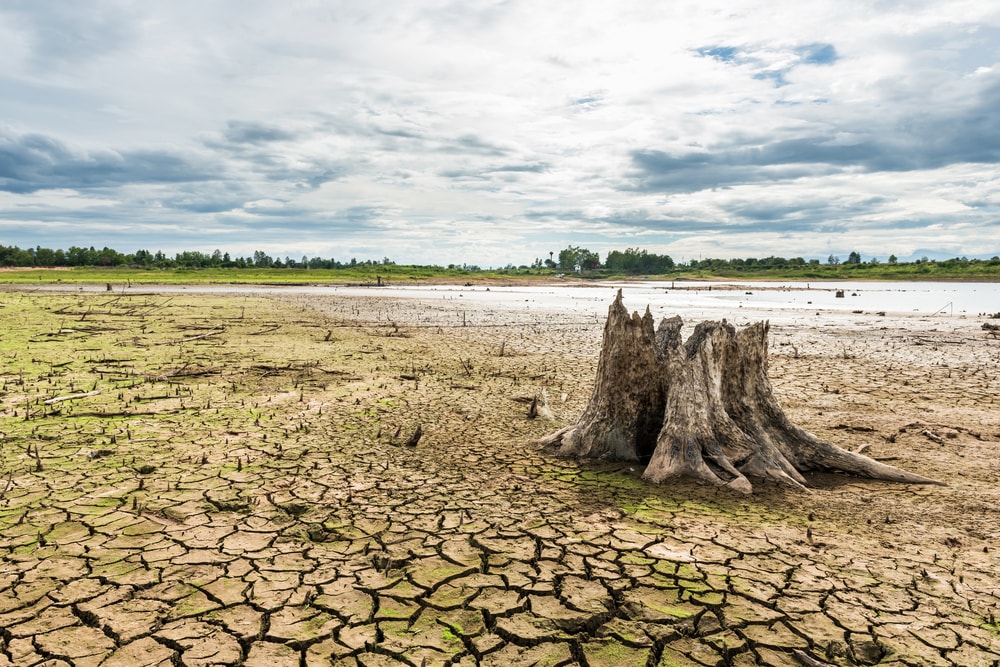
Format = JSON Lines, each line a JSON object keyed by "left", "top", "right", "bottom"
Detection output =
{"left": 253, "top": 250, "right": 273, "bottom": 268}
{"left": 96, "top": 247, "right": 125, "bottom": 266}
{"left": 605, "top": 248, "right": 674, "bottom": 274}
{"left": 34, "top": 246, "right": 57, "bottom": 266}
{"left": 558, "top": 246, "right": 600, "bottom": 271}
{"left": 133, "top": 249, "right": 153, "bottom": 266}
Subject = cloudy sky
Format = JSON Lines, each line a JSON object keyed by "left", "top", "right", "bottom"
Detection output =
{"left": 2, "top": 1, "right": 1000, "bottom": 266}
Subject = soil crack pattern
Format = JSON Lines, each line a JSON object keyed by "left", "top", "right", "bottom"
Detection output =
{"left": 1, "top": 288, "right": 999, "bottom": 665}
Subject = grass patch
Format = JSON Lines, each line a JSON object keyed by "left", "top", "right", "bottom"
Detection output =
{"left": 441, "top": 626, "right": 462, "bottom": 645}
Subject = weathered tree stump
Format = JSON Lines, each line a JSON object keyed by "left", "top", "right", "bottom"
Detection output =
{"left": 540, "top": 290, "right": 941, "bottom": 493}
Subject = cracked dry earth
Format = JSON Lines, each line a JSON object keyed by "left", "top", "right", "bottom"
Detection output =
{"left": 1, "top": 286, "right": 999, "bottom": 667}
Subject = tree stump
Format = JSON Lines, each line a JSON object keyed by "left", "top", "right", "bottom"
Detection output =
{"left": 539, "top": 290, "right": 941, "bottom": 493}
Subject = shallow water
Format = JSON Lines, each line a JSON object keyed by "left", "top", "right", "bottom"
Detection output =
{"left": 325, "top": 280, "right": 1000, "bottom": 320}
{"left": 24, "top": 279, "right": 1000, "bottom": 324}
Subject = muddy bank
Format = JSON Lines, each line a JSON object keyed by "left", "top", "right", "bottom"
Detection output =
{"left": 1, "top": 287, "right": 998, "bottom": 666}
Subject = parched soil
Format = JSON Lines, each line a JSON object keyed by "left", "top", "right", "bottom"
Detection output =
{"left": 1, "top": 286, "right": 999, "bottom": 667}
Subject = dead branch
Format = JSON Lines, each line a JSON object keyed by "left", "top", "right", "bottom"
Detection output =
{"left": 792, "top": 650, "right": 836, "bottom": 667}
{"left": 44, "top": 390, "right": 102, "bottom": 405}
{"left": 170, "top": 329, "right": 226, "bottom": 344}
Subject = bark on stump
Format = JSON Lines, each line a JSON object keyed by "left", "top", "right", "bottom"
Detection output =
{"left": 539, "top": 290, "right": 940, "bottom": 493}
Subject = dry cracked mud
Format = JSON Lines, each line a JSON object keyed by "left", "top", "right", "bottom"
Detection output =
{"left": 1, "top": 285, "right": 999, "bottom": 666}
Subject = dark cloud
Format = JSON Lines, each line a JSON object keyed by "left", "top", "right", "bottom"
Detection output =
{"left": 437, "top": 162, "right": 547, "bottom": 181}
{"left": 727, "top": 198, "right": 891, "bottom": 228}
{"left": 484, "top": 163, "right": 548, "bottom": 174}
{"left": 628, "top": 148, "right": 836, "bottom": 193}
{"left": 750, "top": 138, "right": 875, "bottom": 166}
{"left": 204, "top": 121, "right": 300, "bottom": 151}
{"left": 630, "top": 71, "right": 1000, "bottom": 193}
{"left": 439, "top": 134, "right": 508, "bottom": 156}
{"left": 0, "top": 129, "right": 217, "bottom": 193}
{"left": 202, "top": 121, "right": 350, "bottom": 189}
{"left": 223, "top": 121, "right": 298, "bottom": 145}
{"left": 333, "top": 206, "right": 386, "bottom": 226}
{"left": 253, "top": 157, "right": 348, "bottom": 189}
{"left": 375, "top": 127, "right": 423, "bottom": 140}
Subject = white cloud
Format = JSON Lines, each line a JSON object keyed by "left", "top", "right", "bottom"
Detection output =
{"left": 1, "top": 0, "right": 999, "bottom": 266}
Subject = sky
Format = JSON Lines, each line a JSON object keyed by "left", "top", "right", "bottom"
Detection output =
{"left": 2, "top": 1, "right": 1000, "bottom": 267}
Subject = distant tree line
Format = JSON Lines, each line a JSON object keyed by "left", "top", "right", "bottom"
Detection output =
{"left": 554, "top": 246, "right": 1000, "bottom": 274}
{"left": 3, "top": 243, "right": 999, "bottom": 273}
{"left": 0, "top": 245, "right": 393, "bottom": 269}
